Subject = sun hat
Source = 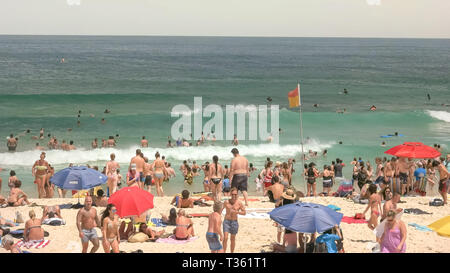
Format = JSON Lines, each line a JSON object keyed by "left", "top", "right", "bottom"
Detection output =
{"left": 281, "top": 189, "right": 297, "bottom": 200}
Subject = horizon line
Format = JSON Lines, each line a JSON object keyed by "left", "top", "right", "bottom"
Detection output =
{"left": 0, "top": 34, "right": 449, "bottom": 40}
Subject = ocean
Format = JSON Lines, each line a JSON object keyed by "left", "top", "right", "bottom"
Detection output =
{"left": 0, "top": 36, "right": 449, "bottom": 197}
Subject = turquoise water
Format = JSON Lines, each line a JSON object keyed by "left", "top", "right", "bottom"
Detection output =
{"left": 0, "top": 36, "right": 449, "bottom": 197}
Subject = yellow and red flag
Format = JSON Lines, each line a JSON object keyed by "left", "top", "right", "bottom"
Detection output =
{"left": 288, "top": 85, "right": 300, "bottom": 108}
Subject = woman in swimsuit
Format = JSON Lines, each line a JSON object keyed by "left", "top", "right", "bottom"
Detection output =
{"left": 261, "top": 161, "right": 274, "bottom": 196}
{"left": 32, "top": 152, "right": 50, "bottom": 198}
{"left": 101, "top": 204, "right": 120, "bottom": 253}
{"left": 138, "top": 223, "right": 165, "bottom": 240}
{"left": 152, "top": 152, "right": 167, "bottom": 197}
{"left": 126, "top": 166, "right": 140, "bottom": 188}
{"left": 209, "top": 156, "right": 224, "bottom": 202}
{"left": 174, "top": 209, "right": 195, "bottom": 240}
{"left": 306, "top": 163, "right": 319, "bottom": 197}
{"left": 380, "top": 210, "right": 407, "bottom": 253}
{"left": 362, "top": 184, "right": 382, "bottom": 230}
{"left": 281, "top": 162, "right": 291, "bottom": 188}
{"left": 321, "top": 165, "right": 333, "bottom": 196}
{"left": 202, "top": 162, "right": 210, "bottom": 192}
{"left": 106, "top": 153, "right": 120, "bottom": 195}
{"left": 24, "top": 210, "right": 44, "bottom": 244}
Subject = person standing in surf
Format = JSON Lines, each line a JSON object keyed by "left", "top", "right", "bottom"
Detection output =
{"left": 32, "top": 152, "right": 50, "bottom": 198}
{"left": 152, "top": 152, "right": 167, "bottom": 197}
{"left": 230, "top": 148, "right": 249, "bottom": 207}
{"left": 209, "top": 156, "right": 224, "bottom": 202}
{"left": 105, "top": 153, "right": 120, "bottom": 196}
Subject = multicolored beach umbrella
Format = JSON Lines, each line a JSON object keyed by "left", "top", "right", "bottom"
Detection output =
{"left": 384, "top": 142, "right": 441, "bottom": 158}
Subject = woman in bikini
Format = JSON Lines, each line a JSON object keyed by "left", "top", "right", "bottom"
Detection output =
{"left": 362, "top": 184, "right": 382, "bottom": 230}
{"left": 152, "top": 152, "right": 167, "bottom": 197}
{"left": 261, "top": 161, "right": 274, "bottom": 196}
{"left": 306, "top": 163, "right": 319, "bottom": 197}
{"left": 321, "top": 165, "right": 333, "bottom": 196}
{"left": 24, "top": 210, "right": 45, "bottom": 246}
{"left": 32, "top": 152, "right": 50, "bottom": 198}
{"left": 202, "top": 162, "right": 210, "bottom": 192}
{"left": 281, "top": 162, "right": 291, "bottom": 189}
{"left": 105, "top": 153, "right": 120, "bottom": 195}
{"left": 209, "top": 156, "right": 224, "bottom": 202}
{"left": 101, "top": 204, "right": 120, "bottom": 253}
{"left": 174, "top": 209, "right": 195, "bottom": 240}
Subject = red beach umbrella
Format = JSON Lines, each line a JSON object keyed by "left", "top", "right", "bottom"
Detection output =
{"left": 108, "top": 187, "right": 154, "bottom": 218}
{"left": 384, "top": 142, "right": 441, "bottom": 159}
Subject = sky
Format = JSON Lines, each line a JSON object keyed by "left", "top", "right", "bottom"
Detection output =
{"left": 0, "top": 0, "right": 449, "bottom": 38}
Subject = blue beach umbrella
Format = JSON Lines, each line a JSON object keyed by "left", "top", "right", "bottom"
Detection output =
{"left": 50, "top": 166, "right": 107, "bottom": 191}
{"left": 269, "top": 202, "right": 343, "bottom": 234}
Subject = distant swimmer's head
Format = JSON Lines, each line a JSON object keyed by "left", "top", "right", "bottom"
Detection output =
{"left": 155, "top": 151, "right": 160, "bottom": 158}
{"left": 70, "top": 141, "right": 74, "bottom": 145}
{"left": 142, "top": 136, "right": 146, "bottom": 139}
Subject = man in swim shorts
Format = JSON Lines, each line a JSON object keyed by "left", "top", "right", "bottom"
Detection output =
{"left": 76, "top": 196, "right": 101, "bottom": 253}
{"left": 7, "top": 134, "right": 18, "bottom": 152}
{"left": 433, "top": 160, "right": 449, "bottom": 205}
{"left": 206, "top": 202, "right": 224, "bottom": 253}
{"left": 230, "top": 148, "right": 249, "bottom": 206}
{"left": 222, "top": 187, "right": 246, "bottom": 253}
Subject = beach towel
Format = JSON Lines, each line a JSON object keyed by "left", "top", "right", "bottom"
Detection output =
{"left": 156, "top": 235, "right": 198, "bottom": 244}
{"left": 341, "top": 216, "right": 368, "bottom": 224}
{"left": 327, "top": 205, "right": 341, "bottom": 211}
{"left": 404, "top": 209, "right": 432, "bottom": 215}
{"left": 42, "top": 218, "right": 66, "bottom": 226}
{"left": 408, "top": 223, "right": 433, "bottom": 232}
{"left": 15, "top": 239, "right": 50, "bottom": 249}
{"left": 150, "top": 218, "right": 167, "bottom": 227}
{"left": 58, "top": 203, "right": 73, "bottom": 209}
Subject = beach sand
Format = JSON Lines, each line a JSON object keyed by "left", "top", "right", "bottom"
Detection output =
{"left": 0, "top": 195, "right": 449, "bottom": 253}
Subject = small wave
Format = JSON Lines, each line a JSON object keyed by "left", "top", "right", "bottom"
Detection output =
{"left": 0, "top": 140, "right": 334, "bottom": 167}
{"left": 427, "top": 110, "right": 450, "bottom": 123}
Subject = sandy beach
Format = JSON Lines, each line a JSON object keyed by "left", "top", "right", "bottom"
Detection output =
{"left": 1, "top": 194, "right": 449, "bottom": 253}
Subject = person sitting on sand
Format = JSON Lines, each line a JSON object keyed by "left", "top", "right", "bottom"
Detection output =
{"left": 170, "top": 190, "right": 194, "bottom": 208}
{"left": 272, "top": 229, "right": 299, "bottom": 253}
{"left": 174, "top": 209, "right": 195, "bottom": 240}
{"left": 138, "top": 223, "right": 165, "bottom": 240}
{"left": 315, "top": 225, "right": 343, "bottom": 253}
{"left": 7, "top": 180, "right": 30, "bottom": 207}
{"left": 1, "top": 234, "right": 27, "bottom": 253}
{"left": 24, "top": 210, "right": 45, "bottom": 244}
{"left": 161, "top": 208, "right": 177, "bottom": 226}
{"left": 41, "top": 205, "right": 62, "bottom": 221}
{"left": 266, "top": 176, "right": 284, "bottom": 206}
{"left": 93, "top": 189, "right": 108, "bottom": 207}
{"left": 380, "top": 210, "right": 407, "bottom": 253}
{"left": 101, "top": 204, "right": 120, "bottom": 253}
{"left": 0, "top": 213, "right": 15, "bottom": 227}
{"left": 362, "top": 184, "right": 382, "bottom": 230}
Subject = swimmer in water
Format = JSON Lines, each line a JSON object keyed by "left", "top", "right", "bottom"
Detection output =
{"left": 266, "top": 97, "right": 273, "bottom": 103}
{"left": 427, "top": 93, "right": 431, "bottom": 101}
{"left": 104, "top": 109, "right": 110, "bottom": 114}
{"left": 343, "top": 89, "right": 348, "bottom": 95}
{"left": 381, "top": 141, "right": 386, "bottom": 147}
{"left": 370, "top": 105, "right": 377, "bottom": 111}
{"left": 101, "top": 118, "right": 106, "bottom": 124}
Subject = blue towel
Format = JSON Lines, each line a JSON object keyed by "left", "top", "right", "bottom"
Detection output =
{"left": 151, "top": 218, "right": 167, "bottom": 227}
{"left": 327, "top": 205, "right": 341, "bottom": 211}
{"left": 408, "top": 223, "right": 433, "bottom": 232}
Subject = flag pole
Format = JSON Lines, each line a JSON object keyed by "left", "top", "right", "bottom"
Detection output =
{"left": 298, "top": 81, "right": 307, "bottom": 195}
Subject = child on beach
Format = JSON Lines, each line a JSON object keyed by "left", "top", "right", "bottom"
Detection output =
{"left": 206, "top": 202, "right": 224, "bottom": 253}
{"left": 184, "top": 166, "right": 194, "bottom": 186}
{"left": 255, "top": 174, "right": 263, "bottom": 194}
{"left": 222, "top": 175, "right": 231, "bottom": 196}
{"left": 8, "top": 170, "right": 18, "bottom": 191}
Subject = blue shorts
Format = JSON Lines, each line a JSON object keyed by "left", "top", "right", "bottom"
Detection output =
{"left": 206, "top": 232, "right": 222, "bottom": 251}
{"left": 223, "top": 219, "right": 239, "bottom": 235}
{"left": 139, "top": 172, "right": 145, "bottom": 182}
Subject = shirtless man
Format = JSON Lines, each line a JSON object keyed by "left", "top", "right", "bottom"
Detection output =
{"left": 267, "top": 176, "right": 284, "bottom": 207}
{"left": 7, "top": 180, "right": 30, "bottom": 206}
{"left": 60, "top": 140, "right": 68, "bottom": 151}
{"left": 382, "top": 193, "right": 402, "bottom": 222}
{"left": 35, "top": 143, "right": 45, "bottom": 151}
{"left": 105, "top": 153, "right": 120, "bottom": 195}
{"left": 91, "top": 138, "right": 98, "bottom": 149}
{"left": 152, "top": 152, "right": 167, "bottom": 197}
{"left": 7, "top": 134, "right": 18, "bottom": 152}
{"left": 206, "top": 202, "right": 224, "bottom": 253}
{"left": 384, "top": 159, "right": 395, "bottom": 193}
{"left": 143, "top": 157, "right": 154, "bottom": 193}
{"left": 362, "top": 184, "right": 382, "bottom": 230}
{"left": 130, "top": 149, "right": 145, "bottom": 188}
{"left": 229, "top": 148, "right": 249, "bottom": 206}
{"left": 141, "top": 136, "right": 148, "bottom": 148}
{"left": 223, "top": 187, "right": 246, "bottom": 253}
{"left": 68, "top": 140, "right": 76, "bottom": 150}
{"left": 76, "top": 196, "right": 101, "bottom": 253}
{"left": 231, "top": 135, "right": 239, "bottom": 146}
{"left": 42, "top": 205, "right": 63, "bottom": 220}
{"left": 397, "top": 157, "right": 413, "bottom": 196}
{"left": 433, "top": 160, "right": 449, "bottom": 205}
{"left": 32, "top": 152, "right": 50, "bottom": 198}
{"left": 101, "top": 138, "right": 107, "bottom": 148}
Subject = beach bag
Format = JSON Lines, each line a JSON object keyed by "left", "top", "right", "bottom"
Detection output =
{"left": 128, "top": 232, "right": 149, "bottom": 243}
{"left": 429, "top": 199, "right": 444, "bottom": 207}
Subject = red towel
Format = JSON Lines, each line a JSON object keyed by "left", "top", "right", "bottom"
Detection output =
{"left": 341, "top": 216, "right": 368, "bottom": 224}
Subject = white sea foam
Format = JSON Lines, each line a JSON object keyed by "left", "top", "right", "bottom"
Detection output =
{"left": 0, "top": 139, "right": 333, "bottom": 167}
{"left": 427, "top": 110, "right": 450, "bottom": 123}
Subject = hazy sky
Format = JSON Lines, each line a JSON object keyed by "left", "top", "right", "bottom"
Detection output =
{"left": 1, "top": 0, "right": 449, "bottom": 38}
